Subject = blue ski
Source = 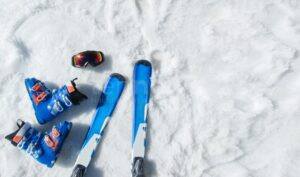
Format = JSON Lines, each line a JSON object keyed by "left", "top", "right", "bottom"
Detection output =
{"left": 71, "top": 73, "right": 126, "bottom": 177}
{"left": 132, "top": 60, "right": 152, "bottom": 177}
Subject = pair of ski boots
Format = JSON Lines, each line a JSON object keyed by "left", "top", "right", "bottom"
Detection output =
{"left": 5, "top": 78, "right": 87, "bottom": 167}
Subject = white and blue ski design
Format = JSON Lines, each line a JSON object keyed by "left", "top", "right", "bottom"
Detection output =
{"left": 132, "top": 60, "right": 152, "bottom": 177}
{"left": 71, "top": 73, "right": 126, "bottom": 177}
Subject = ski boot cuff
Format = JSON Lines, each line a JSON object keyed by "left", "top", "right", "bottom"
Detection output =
{"left": 67, "top": 78, "right": 88, "bottom": 105}
{"left": 5, "top": 120, "right": 31, "bottom": 146}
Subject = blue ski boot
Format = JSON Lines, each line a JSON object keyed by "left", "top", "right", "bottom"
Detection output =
{"left": 25, "top": 78, "right": 87, "bottom": 124}
{"left": 5, "top": 119, "right": 72, "bottom": 167}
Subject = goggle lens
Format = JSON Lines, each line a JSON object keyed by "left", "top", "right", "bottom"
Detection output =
{"left": 73, "top": 54, "right": 88, "bottom": 67}
{"left": 72, "top": 51, "right": 103, "bottom": 67}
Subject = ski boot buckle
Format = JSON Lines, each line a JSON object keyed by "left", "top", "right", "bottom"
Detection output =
{"left": 33, "top": 92, "right": 48, "bottom": 105}
{"left": 32, "top": 83, "right": 42, "bottom": 91}
{"left": 44, "top": 135, "right": 58, "bottom": 151}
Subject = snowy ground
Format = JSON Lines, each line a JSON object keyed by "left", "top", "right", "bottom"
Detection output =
{"left": 1, "top": 0, "right": 300, "bottom": 177}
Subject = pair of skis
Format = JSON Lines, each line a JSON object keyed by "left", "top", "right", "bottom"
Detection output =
{"left": 71, "top": 60, "right": 152, "bottom": 177}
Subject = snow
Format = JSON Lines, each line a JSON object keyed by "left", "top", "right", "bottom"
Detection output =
{"left": 1, "top": 0, "right": 300, "bottom": 177}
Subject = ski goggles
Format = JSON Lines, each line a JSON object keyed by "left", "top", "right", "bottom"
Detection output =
{"left": 72, "top": 51, "right": 104, "bottom": 68}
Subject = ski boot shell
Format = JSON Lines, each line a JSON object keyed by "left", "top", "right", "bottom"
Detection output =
{"left": 25, "top": 78, "right": 87, "bottom": 124}
{"left": 5, "top": 119, "right": 72, "bottom": 167}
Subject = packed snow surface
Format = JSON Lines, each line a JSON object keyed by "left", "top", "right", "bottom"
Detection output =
{"left": 1, "top": 0, "right": 300, "bottom": 177}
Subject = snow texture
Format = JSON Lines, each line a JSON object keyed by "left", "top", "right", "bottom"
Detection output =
{"left": 1, "top": 0, "right": 300, "bottom": 177}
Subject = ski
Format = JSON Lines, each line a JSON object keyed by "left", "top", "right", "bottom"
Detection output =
{"left": 132, "top": 60, "right": 152, "bottom": 177}
{"left": 71, "top": 73, "right": 126, "bottom": 177}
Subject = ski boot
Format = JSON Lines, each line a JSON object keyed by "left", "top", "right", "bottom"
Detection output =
{"left": 5, "top": 119, "right": 72, "bottom": 167}
{"left": 25, "top": 78, "right": 87, "bottom": 124}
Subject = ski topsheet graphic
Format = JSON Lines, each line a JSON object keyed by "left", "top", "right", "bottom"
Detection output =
{"left": 71, "top": 73, "right": 126, "bottom": 177}
{"left": 132, "top": 60, "right": 152, "bottom": 177}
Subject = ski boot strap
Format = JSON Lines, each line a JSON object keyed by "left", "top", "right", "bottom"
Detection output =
{"left": 67, "top": 78, "right": 88, "bottom": 105}
{"left": 5, "top": 119, "right": 31, "bottom": 146}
